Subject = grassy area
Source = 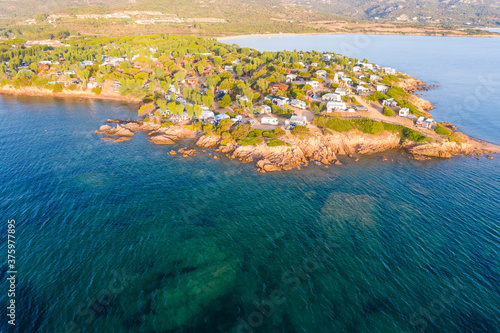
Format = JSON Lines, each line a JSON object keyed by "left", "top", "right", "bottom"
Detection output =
{"left": 386, "top": 87, "right": 427, "bottom": 118}
{"left": 267, "top": 138, "right": 286, "bottom": 147}
{"left": 313, "top": 116, "right": 429, "bottom": 143}
{"left": 435, "top": 125, "right": 452, "bottom": 136}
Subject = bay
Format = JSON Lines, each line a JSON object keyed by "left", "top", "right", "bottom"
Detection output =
{"left": 0, "top": 34, "right": 499, "bottom": 333}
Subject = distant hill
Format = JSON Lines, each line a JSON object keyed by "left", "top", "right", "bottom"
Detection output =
{"left": 0, "top": 0, "right": 132, "bottom": 19}
{"left": 280, "top": 0, "right": 500, "bottom": 26}
{"left": 0, "top": 0, "right": 336, "bottom": 22}
{"left": 1, "top": 0, "right": 498, "bottom": 28}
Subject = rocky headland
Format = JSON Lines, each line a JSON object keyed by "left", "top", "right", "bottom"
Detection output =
{"left": 95, "top": 119, "right": 498, "bottom": 172}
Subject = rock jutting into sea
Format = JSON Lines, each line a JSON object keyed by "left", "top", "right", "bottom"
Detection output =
{"left": 95, "top": 120, "right": 498, "bottom": 172}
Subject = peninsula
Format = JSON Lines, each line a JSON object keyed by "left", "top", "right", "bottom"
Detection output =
{"left": 1, "top": 35, "right": 497, "bottom": 172}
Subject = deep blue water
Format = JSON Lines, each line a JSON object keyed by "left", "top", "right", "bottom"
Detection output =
{"left": 1, "top": 35, "right": 500, "bottom": 333}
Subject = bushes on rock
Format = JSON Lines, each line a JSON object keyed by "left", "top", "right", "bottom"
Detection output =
{"left": 238, "top": 137, "right": 263, "bottom": 146}
{"left": 313, "top": 116, "right": 430, "bottom": 143}
{"left": 435, "top": 125, "right": 452, "bottom": 136}
{"left": 161, "top": 121, "right": 175, "bottom": 127}
{"left": 52, "top": 83, "right": 63, "bottom": 93}
{"left": 267, "top": 139, "right": 286, "bottom": 147}
{"left": 383, "top": 106, "right": 396, "bottom": 117}
{"left": 449, "top": 132, "right": 465, "bottom": 143}
{"left": 291, "top": 126, "right": 310, "bottom": 136}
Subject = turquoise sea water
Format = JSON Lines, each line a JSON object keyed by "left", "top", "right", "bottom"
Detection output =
{"left": 1, "top": 35, "right": 500, "bottom": 333}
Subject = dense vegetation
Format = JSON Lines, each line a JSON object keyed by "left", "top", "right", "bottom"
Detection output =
{"left": 0, "top": 34, "right": 435, "bottom": 149}
{"left": 313, "top": 116, "right": 429, "bottom": 143}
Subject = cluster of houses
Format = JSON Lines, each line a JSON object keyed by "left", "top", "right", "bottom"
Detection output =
{"left": 416, "top": 116, "right": 434, "bottom": 129}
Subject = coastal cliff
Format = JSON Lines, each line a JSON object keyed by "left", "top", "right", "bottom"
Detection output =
{"left": 96, "top": 120, "right": 498, "bottom": 172}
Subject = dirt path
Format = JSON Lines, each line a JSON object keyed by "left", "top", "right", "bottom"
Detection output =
{"left": 354, "top": 95, "right": 443, "bottom": 141}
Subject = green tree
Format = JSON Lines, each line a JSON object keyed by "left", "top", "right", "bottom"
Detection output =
{"left": 383, "top": 106, "right": 396, "bottom": 117}
{"left": 186, "top": 104, "right": 194, "bottom": 117}
{"left": 256, "top": 78, "right": 268, "bottom": 92}
{"left": 80, "top": 69, "right": 91, "bottom": 83}
{"left": 174, "top": 71, "right": 185, "bottom": 82}
{"left": 120, "top": 62, "right": 131, "bottom": 70}
{"left": 203, "top": 95, "right": 214, "bottom": 109}
{"left": 214, "top": 56, "right": 222, "bottom": 67}
{"left": 196, "top": 64, "right": 204, "bottom": 76}
{"left": 234, "top": 64, "right": 243, "bottom": 77}
{"left": 156, "top": 99, "right": 167, "bottom": 113}
{"left": 17, "top": 69, "right": 34, "bottom": 78}
{"left": 219, "top": 94, "right": 232, "bottom": 108}
{"left": 194, "top": 105, "right": 202, "bottom": 118}
{"left": 138, "top": 104, "right": 155, "bottom": 116}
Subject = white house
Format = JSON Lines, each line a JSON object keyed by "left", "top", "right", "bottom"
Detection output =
{"left": 310, "top": 62, "right": 319, "bottom": 67}
{"left": 315, "top": 70, "right": 327, "bottom": 77}
{"left": 326, "top": 101, "right": 347, "bottom": 112}
{"left": 305, "top": 81, "right": 320, "bottom": 89}
{"left": 289, "top": 116, "right": 308, "bottom": 126}
{"left": 353, "top": 66, "right": 362, "bottom": 72}
{"left": 323, "top": 54, "right": 332, "bottom": 61}
{"left": 369, "top": 75, "right": 380, "bottom": 81}
{"left": 238, "top": 95, "right": 249, "bottom": 102}
{"left": 215, "top": 114, "right": 231, "bottom": 122}
{"left": 422, "top": 118, "right": 434, "bottom": 129}
{"left": 340, "top": 77, "right": 353, "bottom": 85}
{"left": 363, "top": 63, "right": 374, "bottom": 70}
{"left": 199, "top": 110, "right": 215, "bottom": 120}
{"left": 383, "top": 67, "right": 396, "bottom": 75}
{"left": 261, "top": 117, "right": 279, "bottom": 125}
{"left": 377, "top": 84, "right": 389, "bottom": 93}
{"left": 382, "top": 98, "right": 398, "bottom": 107}
{"left": 399, "top": 108, "right": 410, "bottom": 117}
{"left": 257, "top": 105, "right": 272, "bottom": 114}
{"left": 286, "top": 74, "right": 298, "bottom": 83}
{"left": 272, "top": 97, "right": 289, "bottom": 107}
{"left": 290, "top": 99, "right": 307, "bottom": 109}
{"left": 87, "top": 82, "right": 100, "bottom": 89}
{"left": 224, "top": 65, "right": 233, "bottom": 72}
{"left": 356, "top": 85, "right": 369, "bottom": 94}
{"left": 335, "top": 88, "right": 349, "bottom": 96}
{"left": 322, "top": 93, "right": 341, "bottom": 102}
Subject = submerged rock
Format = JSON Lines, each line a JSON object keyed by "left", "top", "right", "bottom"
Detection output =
{"left": 149, "top": 135, "right": 175, "bottom": 145}
{"left": 178, "top": 147, "right": 197, "bottom": 156}
{"left": 145, "top": 258, "right": 239, "bottom": 331}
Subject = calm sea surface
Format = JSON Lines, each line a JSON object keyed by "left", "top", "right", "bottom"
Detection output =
{"left": 1, "top": 35, "right": 499, "bottom": 333}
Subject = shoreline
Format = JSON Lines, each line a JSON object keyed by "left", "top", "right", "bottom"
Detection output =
{"left": 3, "top": 81, "right": 500, "bottom": 149}
{"left": 0, "top": 85, "right": 141, "bottom": 104}
{"left": 95, "top": 120, "right": 499, "bottom": 173}
{"left": 216, "top": 31, "right": 500, "bottom": 41}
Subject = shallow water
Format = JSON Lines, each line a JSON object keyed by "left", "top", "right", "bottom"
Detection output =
{"left": 0, "top": 37, "right": 499, "bottom": 333}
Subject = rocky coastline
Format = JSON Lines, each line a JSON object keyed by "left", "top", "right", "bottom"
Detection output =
{"left": 95, "top": 120, "right": 498, "bottom": 172}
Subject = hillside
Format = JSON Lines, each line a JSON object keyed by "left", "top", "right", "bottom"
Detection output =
{"left": 1, "top": 0, "right": 498, "bottom": 38}
{"left": 281, "top": 0, "right": 500, "bottom": 26}
{"left": 0, "top": 0, "right": 342, "bottom": 37}
{"left": 2, "top": 0, "right": 499, "bottom": 27}
{"left": 0, "top": 0, "right": 336, "bottom": 22}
